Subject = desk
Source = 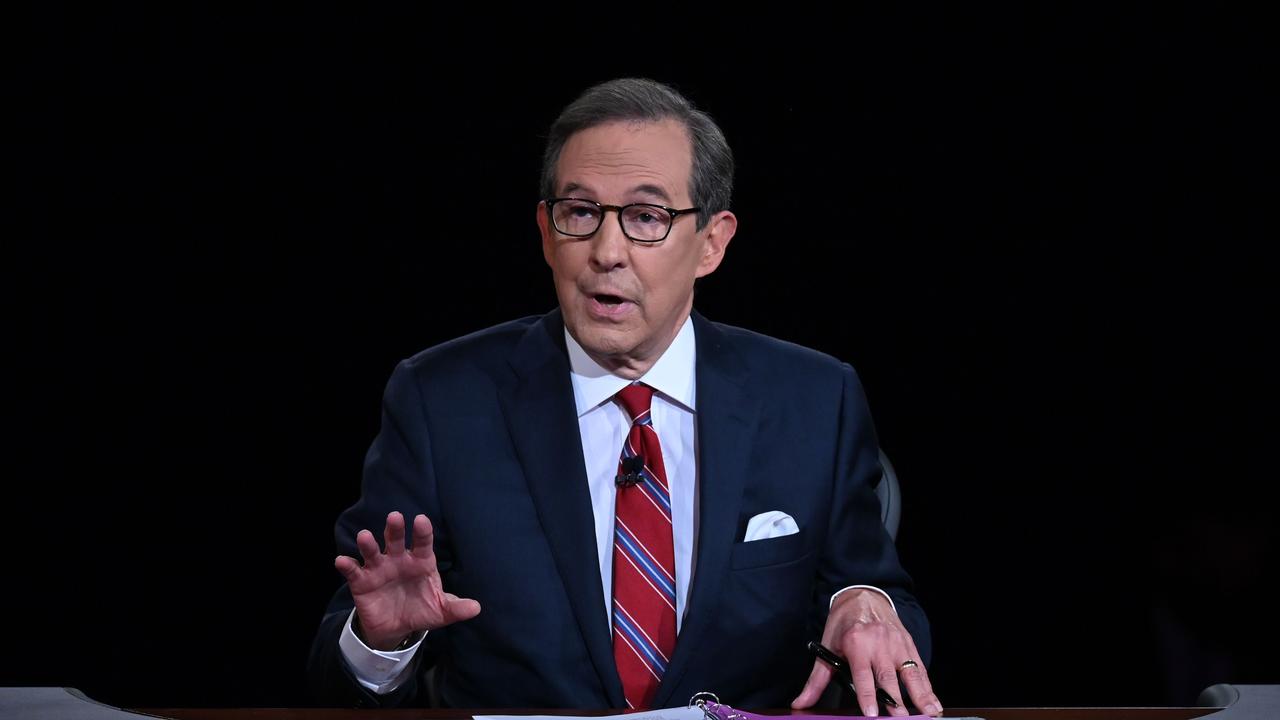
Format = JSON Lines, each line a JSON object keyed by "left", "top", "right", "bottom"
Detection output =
{"left": 139, "top": 708, "right": 1218, "bottom": 720}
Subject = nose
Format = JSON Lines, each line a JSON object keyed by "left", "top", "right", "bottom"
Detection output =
{"left": 587, "top": 208, "right": 631, "bottom": 272}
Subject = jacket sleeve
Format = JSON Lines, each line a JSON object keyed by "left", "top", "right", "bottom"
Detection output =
{"left": 308, "top": 360, "right": 449, "bottom": 706}
{"left": 810, "top": 363, "right": 931, "bottom": 666}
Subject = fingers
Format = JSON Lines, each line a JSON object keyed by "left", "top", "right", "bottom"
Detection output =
{"left": 410, "top": 514, "right": 436, "bottom": 561}
{"left": 790, "top": 659, "right": 833, "bottom": 709}
{"left": 355, "top": 528, "right": 382, "bottom": 567}
{"left": 334, "top": 554, "right": 361, "bottom": 582}
{"left": 383, "top": 511, "right": 406, "bottom": 556}
{"left": 850, "top": 654, "right": 879, "bottom": 718}
{"left": 352, "top": 512, "right": 422, "bottom": 567}
{"left": 898, "top": 658, "right": 943, "bottom": 716}
{"left": 873, "top": 660, "right": 908, "bottom": 717}
{"left": 443, "top": 593, "right": 482, "bottom": 623}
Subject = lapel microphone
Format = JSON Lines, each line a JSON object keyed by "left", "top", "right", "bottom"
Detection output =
{"left": 615, "top": 455, "right": 645, "bottom": 487}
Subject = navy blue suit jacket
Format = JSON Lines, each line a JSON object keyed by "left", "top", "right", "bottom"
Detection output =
{"left": 309, "top": 309, "right": 930, "bottom": 708}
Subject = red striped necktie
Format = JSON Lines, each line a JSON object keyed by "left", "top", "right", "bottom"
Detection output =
{"left": 611, "top": 382, "right": 677, "bottom": 709}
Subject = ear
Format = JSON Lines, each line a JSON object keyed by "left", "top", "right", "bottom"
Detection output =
{"left": 537, "top": 201, "right": 554, "bottom": 267}
{"left": 694, "top": 210, "right": 738, "bottom": 278}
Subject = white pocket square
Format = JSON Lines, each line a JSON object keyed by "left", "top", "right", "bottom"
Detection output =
{"left": 743, "top": 510, "right": 799, "bottom": 542}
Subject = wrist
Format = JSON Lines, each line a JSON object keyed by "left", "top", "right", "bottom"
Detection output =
{"left": 830, "top": 584, "right": 897, "bottom": 614}
{"left": 353, "top": 611, "right": 416, "bottom": 652}
{"left": 832, "top": 587, "right": 894, "bottom": 620}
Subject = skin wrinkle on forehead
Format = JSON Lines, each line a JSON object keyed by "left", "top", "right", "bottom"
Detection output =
{"left": 562, "top": 181, "right": 676, "bottom": 206}
{"left": 565, "top": 134, "right": 688, "bottom": 202}
{"left": 567, "top": 165, "right": 678, "bottom": 196}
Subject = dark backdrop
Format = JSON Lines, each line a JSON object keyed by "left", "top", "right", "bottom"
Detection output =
{"left": 8, "top": 4, "right": 1275, "bottom": 710}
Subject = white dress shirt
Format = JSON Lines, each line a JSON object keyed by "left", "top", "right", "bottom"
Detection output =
{"left": 567, "top": 314, "right": 699, "bottom": 632}
{"left": 339, "top": 315, "right": 893, "bottom": 694}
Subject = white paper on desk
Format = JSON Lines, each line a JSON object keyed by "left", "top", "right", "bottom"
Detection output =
{"left": 476, "top": 709, "right": 980, "bottom": 720}
{"left": 476, "top": 707, "right": 705, "bottom": 720}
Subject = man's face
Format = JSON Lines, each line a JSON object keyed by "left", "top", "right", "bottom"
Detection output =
{"left": 538, "top": 119, "right": 735, "bottom": 376}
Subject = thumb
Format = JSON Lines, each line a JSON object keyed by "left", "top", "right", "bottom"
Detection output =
{"left": 791, "top": 659, "right": 832, "bottom": 709}
{"left": 443, "top": 594, "right": 482, "bottom": 623}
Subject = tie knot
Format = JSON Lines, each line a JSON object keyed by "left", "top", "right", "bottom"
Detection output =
{"left": 615, "top": 382, "right": 654, "bottom": 423}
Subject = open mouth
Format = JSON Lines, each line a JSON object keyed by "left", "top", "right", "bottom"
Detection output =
{"left": 587, "top": 292, "right": 635, "bottom": 318}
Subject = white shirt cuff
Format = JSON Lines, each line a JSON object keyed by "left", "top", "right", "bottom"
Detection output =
{"left": 337, "top": 610, "right": 425, "bottom": 695}
{"left": 829, "top": 584, "right": 897, "bottom": 613}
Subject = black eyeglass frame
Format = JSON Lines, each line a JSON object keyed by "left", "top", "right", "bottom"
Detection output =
{"left": 543, "top": 197, "right": 702, "bottom": 243}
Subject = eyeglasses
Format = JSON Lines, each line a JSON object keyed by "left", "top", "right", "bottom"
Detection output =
{"left": 544, "top": 197, "right": 701, "bottom": 243}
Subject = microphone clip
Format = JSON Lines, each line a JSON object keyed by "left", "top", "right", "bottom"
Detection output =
{"left": 615, "top": 455, "right": 645, "bottom": 488}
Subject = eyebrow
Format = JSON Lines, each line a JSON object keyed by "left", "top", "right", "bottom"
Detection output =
{"left": 560, "top": 182, "right": 675, "bottom": 206}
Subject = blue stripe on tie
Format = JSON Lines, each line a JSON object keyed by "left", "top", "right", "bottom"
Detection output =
{"left": 614, "top": 606, "right": 667, "bottom": 673}
{"left": 613, "top": 602, "right": 668, "bottom": 673}
{"left": 615, "top": 526, "right": 676, "bottom": 597}
{"left": 621, "top": 441, "right": 670, "bottom": 506}
{"left": 616, "top": 524, "right": 676, "bottom": 590}
{"left": 638, "top": 470, "right": 672, "bottom": 516}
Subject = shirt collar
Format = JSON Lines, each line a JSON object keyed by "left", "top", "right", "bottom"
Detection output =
{"left": 565, "top": 315, "right": 697, "bottom": 417}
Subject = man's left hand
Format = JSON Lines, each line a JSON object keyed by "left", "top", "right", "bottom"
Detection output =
{"left": 791, "top": 589, "right": 943, "bottom": 717}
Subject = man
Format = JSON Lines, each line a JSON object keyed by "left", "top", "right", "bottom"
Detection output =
{"left": 309, "top": 78, "right": 942, "bottom": 717}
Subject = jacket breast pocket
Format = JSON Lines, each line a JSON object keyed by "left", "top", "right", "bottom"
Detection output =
{"left": 729, "top": 528, "right": 809, "bottom": 570}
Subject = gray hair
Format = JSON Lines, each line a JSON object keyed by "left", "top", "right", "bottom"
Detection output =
{"left": 539, "top": 78, "right": 734, "bottom": 230}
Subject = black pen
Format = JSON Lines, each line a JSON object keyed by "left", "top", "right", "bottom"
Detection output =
{"left": 807, "top": 640, "right": 899, "bottom": 709}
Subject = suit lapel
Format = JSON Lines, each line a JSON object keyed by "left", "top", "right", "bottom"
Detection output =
{"left": 653, "top": 312, "right": 761, "bottom": 707}
{"left": 497, "top": 309, "right": 625, "bottom": 707}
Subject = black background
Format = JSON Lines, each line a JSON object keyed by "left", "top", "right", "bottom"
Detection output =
{"left": 8, "top": 4, "right": 1275, "bottom": 710}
